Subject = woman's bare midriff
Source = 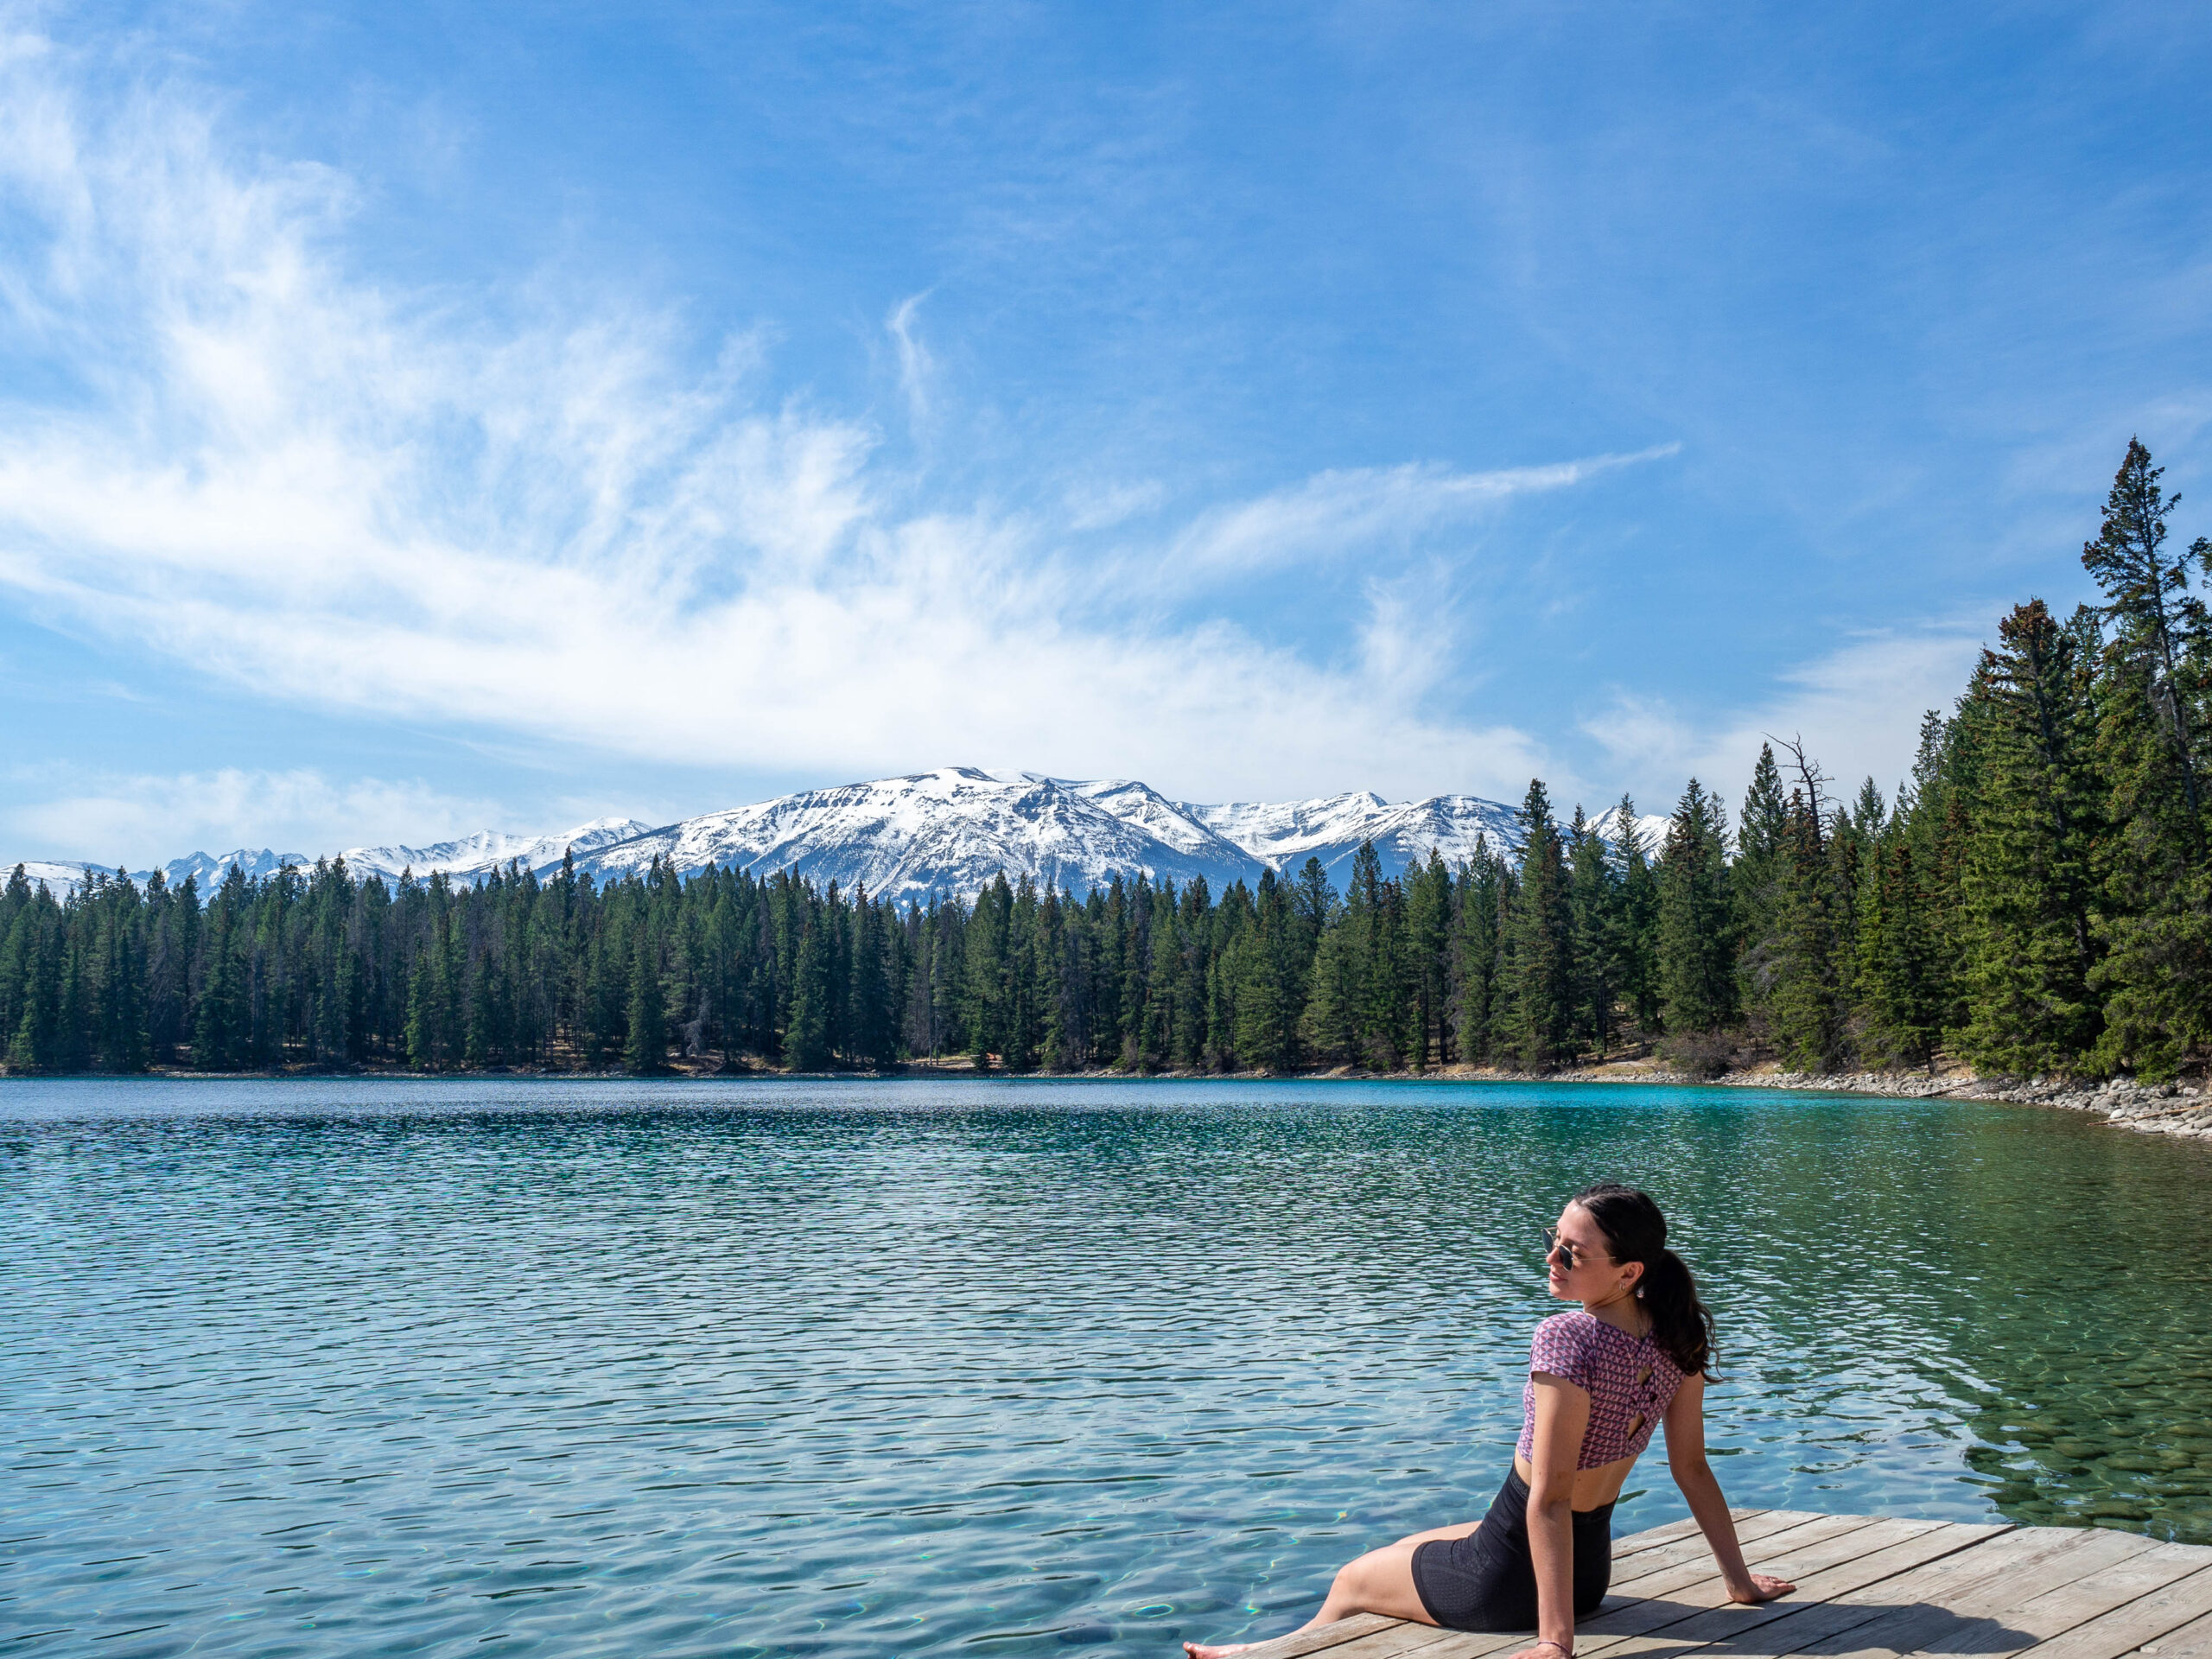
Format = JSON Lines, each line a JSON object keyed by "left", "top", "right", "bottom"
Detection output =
{"left": 1513, "top": 1450, "right": 1639, "bottom": 1513}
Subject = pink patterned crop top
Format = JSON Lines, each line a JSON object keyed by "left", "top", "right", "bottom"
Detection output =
{"left": 1516, "top": 1310, "right": 1688, "bottom": 1470}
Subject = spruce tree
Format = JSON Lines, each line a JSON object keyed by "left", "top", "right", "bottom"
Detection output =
{"left": 404, "top": 943, "right": 437, "bottom": 1071}
{"left": 1767, "top": 788, "right": 1849, "bottom": 1072}
{"left": 784, "top": 913, "right": 832, "bottom": 1071}
{"left": 1656, "top": 779, "right": 1737, "bottom": 1043}
{"left": 1565, "top": 808, "right": 1618, "bottom": 1059}
{"left": 1300, "top": 912, "right": 1359, "bottom": 1065}
{"left": 623, "top": 925, "right": 664, "bottom": 1073}
{"left": 1405, "top": 851, "right": 1453, "bottom": 1070}
{"left": 1856, "top": 836, "right": 1944, "bottom": 1069}
{"left": 1235, "top": 868, "right": 1302, "bottom": 1071}
{"left": 1610, "top": 797, "right": 1661, "bottom": 1038}
{"left": 1503, "top": 781, "right": 1573, "bottom": 1070}
{"left": 1452, "top": 838, "right": 1508, "bottom": 1064}
{"left": 1732, "top": 744, "right": 1789, "bottom": 1027}
{"left": 2078, "top": 440, "right": 2212, "bottom": 1072}
{"left": 1953, "top": 600, "right": 2103, "bottom": 1071}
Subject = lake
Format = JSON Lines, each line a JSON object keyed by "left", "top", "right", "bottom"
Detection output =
{"left": 4, "top": 1078, "right": 2209, "bottom": 1658}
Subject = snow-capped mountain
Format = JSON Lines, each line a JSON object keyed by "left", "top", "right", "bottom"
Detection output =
{"left": 8, "top": 823, "right": 650, "bottom": 897}
{"left": 337, "top": 818, "right": 655, "bottom": 883}
{"left": 12, "top": 860, "right": 114, "bottom": 896}
{"left": 1586, "top": 804, "right": 1675, "bottom": 858}
{"left": 11, "top": 849, "right": 309, "bottom": 897}
{"left": 161, "top": 849, "right": 310, "bottom": 890}
{"left": 1184, "top": 791, "right": 1524, "bottom": 887}
{"left": 572, "top": 769, "right": 1266, "bottom": 901}
{"left": 10, "top": 769, "right": 1671, "bottom": 903}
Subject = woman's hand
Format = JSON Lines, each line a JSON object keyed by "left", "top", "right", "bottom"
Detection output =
{"left": 1506, "top": 1643, "right": 1573, "bottom": 1659}
{"left": 1727, "top": 1573, "right": 1795, "bottom": 1605}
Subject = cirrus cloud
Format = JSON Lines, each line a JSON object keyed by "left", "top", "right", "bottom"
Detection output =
{"left": 0, "top": 30, "right": 1623, "bottom": 812}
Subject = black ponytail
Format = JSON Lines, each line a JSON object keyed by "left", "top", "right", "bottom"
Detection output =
{"left": 1571, "top": 1182, "right": 1715, "bottom": 1376}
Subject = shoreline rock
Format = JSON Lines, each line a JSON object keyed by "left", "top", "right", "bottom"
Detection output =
{"left": 1707, "top": 1067, "right": 2212, "bottom": 1140}
{"left": 1424, "top": 1059, "right": 2212, "bottom": 1141}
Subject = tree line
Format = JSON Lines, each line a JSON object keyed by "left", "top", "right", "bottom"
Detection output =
{"left": 4, "top": 441, "right": 2209, "bottom": 1080}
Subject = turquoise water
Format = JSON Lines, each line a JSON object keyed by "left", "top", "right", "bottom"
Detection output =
{"left": 3, "top": 1079, "right": 2209, "bottom": 1658}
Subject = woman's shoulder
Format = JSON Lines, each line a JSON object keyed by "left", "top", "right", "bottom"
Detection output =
{"left": 1533, "top": 1308, "right": 1601, "bottom": 1338}
{"left": 1528, "top": 1309, "right": 1602, "bottom": 1372}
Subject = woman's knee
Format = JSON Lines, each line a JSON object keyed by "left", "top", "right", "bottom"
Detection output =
{"left": 1334, "top": 1544, "right": 1418, "bottom": 1608}
{"left": 1331, "top": 1549, "right": 1385, "bottom": 1600}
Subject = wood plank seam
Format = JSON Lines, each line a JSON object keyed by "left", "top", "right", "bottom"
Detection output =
{"left": 1211, "top": 1515, "right": 2212, "bottom": 1659}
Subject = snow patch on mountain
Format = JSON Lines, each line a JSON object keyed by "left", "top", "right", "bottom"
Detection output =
{"left": 338, "top": 818, "right": 654, "bottom": 882}
{"left": 10, "top": 771, "right": 1675, "bottom": 905}
{"left": 1586, "top": 804, "right": 1674, "bottom": 858}
{"left": 10, "top": 849, "right": 308, "bottom": 897}
{"left": 1184, "top": 791, "right": 1524, "bottom": 885}
{"left": 573, "top": 768, "right": 1265, "bottom": 900}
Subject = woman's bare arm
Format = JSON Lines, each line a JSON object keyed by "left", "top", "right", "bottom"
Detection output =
{"left": 1660, "top": 1374, "right": 1794, "bottom": 1605}
{"left": 1514, "top": 1373, "right": 1592, "bottom": 1658}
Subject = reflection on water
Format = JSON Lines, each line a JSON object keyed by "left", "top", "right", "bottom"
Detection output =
{"left": 1, "top": 1078, "right": 2206, "bottom": 1658}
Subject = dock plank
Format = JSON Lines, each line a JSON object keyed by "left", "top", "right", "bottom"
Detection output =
{"left": 1586, "top": 1515, "right": 1979, "bottom": 1639}
{"left": 1567, "top": 1519, "right": 1999, "bottom": 1659}
{"left": 2140, "top": 1604, "right": 2212, "bottom": 1659}
{"left": 1233, "top": 1611, "right": 1401, "bottom": 1659}
{"left": 1597, "top": 1523, "right": 2032, "bottom": 1659}
{"left": 1786, "top": 1529, "right": 2157, "bottom": 1659}
{"left": 1616, "top": 1512, "right": 1775, "bottom": 1564}
{"left": 2007, "top": 1562, "right": 2212, "bottom": 1659}
{"left": 1606, "top": 1516, "right": 1887, "bottom": 1604}
{"left": 1201, "top": 1513, "right": 2209, "bottom": 1659}
{"left": 1970, "top": 1543, "right": 2212, "bottom": 1656}
{"left": 1609, "top": 1515, "right": 1855, "bottom": 1602}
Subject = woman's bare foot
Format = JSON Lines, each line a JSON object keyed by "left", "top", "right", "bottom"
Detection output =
{"left": 1183, "top": 1643, "right": 1256, "bottom": 1657}
{"left": 1727, "top": 1573, "right": 1796, "bottom": 1605}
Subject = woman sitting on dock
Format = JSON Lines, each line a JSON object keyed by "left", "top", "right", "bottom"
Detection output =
{"left": 1185, "top": 1183, "right": 1794, "bottom": 1659}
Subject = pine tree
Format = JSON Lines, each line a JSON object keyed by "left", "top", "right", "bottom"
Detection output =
{"left": 1503, "top": 782, "right": 1573, "bottom": 1069}
{"left": 2078, "top": 440, "right": 2212, "bottom": 1073}
{"left": 2082, "top": 438, "right": 2209, "bottom": 828}
{"left": 624, "top": 925, "right": 664, "bottom": 1073}
{"left": 784, "top": 911, "right": 832, "bottom": 1071}
{"left": 1856, "top": 836, "right": 1944, "bottom": 1069}
{"left": 1300, "top": 910, "right": 1360, "bottom": 1065}
{"left": 1452, "top": 838, "right": 1509, "bottom": 1064}
{"left": 1610, "top": 798, "right": 1661, "bottom": 1038}
{"left": 1733, "top": 745, "right": 1789, "bottom": 1025}
{"left": 1953, "top": 601, "right": 2103, "bottom": 1071}
{"left": 1767, "top": 787, "right": 1848, "bottom": 1071}
{"left": 1405, "top": 852, "right": 1453, "bottom": 1070}
{"left": 1565, "top": 808, "right": 1618, "bottom": 1058}
{"left": 1235, "top": 868, "right": 1302, "bottom": 1071}
{"left": 1656, "top": 779, "right": 1736, "bottom": 1041}
{"left": 404, "top": 942, "right": 437, "bottom": 1071}
{"left": 848, "top": 889, "right": 894, "bottom": 1067}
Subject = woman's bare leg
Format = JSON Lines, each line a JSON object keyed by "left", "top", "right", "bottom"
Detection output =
{"left": 1183, "top": 1524, "right": 1474, "bottom": 1659}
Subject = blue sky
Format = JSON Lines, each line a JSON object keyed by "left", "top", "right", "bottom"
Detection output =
{"left": 3, "top": 1, "right": 2209, "bottom": 863}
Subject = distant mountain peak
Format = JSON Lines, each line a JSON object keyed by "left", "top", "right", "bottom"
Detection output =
{"left": 12, "top": 771, "right": 1666, "bottom": 901}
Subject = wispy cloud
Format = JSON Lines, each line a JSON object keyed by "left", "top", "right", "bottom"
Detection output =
{"left": 1160, "top": 447, "right": 1681, "bottom": 586}
{"left": 887, "top": 290, "right": 935, "bottom": 431}
{"left": 1, "top": 766, "right": 505, "bottom": 865}
{"left": 0, "top": 38, "right": 1611, "bottom": 813}
{"left": 1580, "top": 624, "right": 1988, "bottom": 820}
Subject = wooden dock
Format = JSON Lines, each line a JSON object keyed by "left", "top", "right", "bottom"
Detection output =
{"left": 1238, "top": 1510, "right": 2212, "bottom": 1659}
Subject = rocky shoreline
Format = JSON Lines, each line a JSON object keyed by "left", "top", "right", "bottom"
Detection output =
{"left": 1708, "top": 1068, "right": 2212, "bottom": 1140}
{"left": 1431, "top": 1058, "right": 2211, "bottom": 1141}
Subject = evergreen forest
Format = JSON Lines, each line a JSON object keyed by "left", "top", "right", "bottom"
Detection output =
{"left": 7, "top": 442, "right": 2211, "bottom": 1080}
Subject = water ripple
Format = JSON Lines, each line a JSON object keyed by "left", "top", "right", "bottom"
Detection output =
{"left": 2, "top": 1078, "right": 2208, "bottom": 1658}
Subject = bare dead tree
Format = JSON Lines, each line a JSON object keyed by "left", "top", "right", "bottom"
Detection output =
{"left": 1768, "top": 733, "right": 1834, "bottom": 852}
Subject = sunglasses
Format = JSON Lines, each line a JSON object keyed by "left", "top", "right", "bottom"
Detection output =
{"left": 1543, "top": 1227, "right": 1602, "bottom": 1269}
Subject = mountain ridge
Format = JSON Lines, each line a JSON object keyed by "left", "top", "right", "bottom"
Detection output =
{"left": 12, "top": 767, "right": 1672, "bottom": 901}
